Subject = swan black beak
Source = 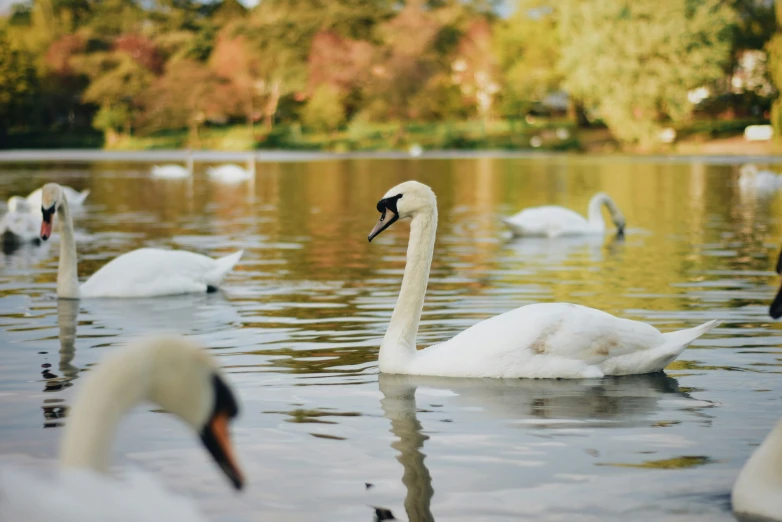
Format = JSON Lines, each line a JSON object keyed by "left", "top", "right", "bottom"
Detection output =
{"left": 368, "top": 194, "right": 402, "bottom": 242}
{"left": 40, "top": 205, "right": 55, "bottom": 241}
{"left": 200, "top": 374, "right": 243, "bottom": 490}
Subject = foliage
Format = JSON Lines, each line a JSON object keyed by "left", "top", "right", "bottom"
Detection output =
{"left": 559, "top": 0, "right": 736, "bottom": 146}
{"left": 0, "top": 31, "right": 40, "bottom": 133}
{"left": 494, "top": 1, "right": 562, "bottom": 115}
{"left": 0, "top": 0, "right": 779, "bottom": 149}
{"left": 302, "top": 84, "right": 346, "bottom": 132}
{"left": 767, "top": 2, "right": 782, "bottom": 137}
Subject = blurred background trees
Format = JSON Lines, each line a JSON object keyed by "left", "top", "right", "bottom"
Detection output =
{"left": 0, "top": 0, "right": 780, "bottom": 150}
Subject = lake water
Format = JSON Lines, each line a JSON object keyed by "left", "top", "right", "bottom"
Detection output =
{"left": 0, "top": 155, "right": 780, "bottom": 522}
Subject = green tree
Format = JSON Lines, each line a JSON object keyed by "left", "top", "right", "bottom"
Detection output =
{"left": 302, "top": 84, "right": 346, "bottom": 132}
{"left": 0, "top": 31, "right": 40, "bottom": 134}
{"left": 559, "top": 0, "right": 736, "bottom": 146}
{"left": 76, "top": 47, "right": 155, "bottom": 144}
{"left": 494, "top": 1, "right": 562, "bottom": 116}
{"left": 767, "top": 2, "right": 782, "bottom": 136}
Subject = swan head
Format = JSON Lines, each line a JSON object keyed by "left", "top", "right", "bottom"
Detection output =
{"left": 368, "top": 181, "right": 436, "bottom": 241}
{"left": 594, "top": 192, "right": 626, "bottom": 237}
{"left": 739, "top": 164, "right": 758, "bottom": 177}
{"left": 141, "top": 336, "right": 244, "bottom": 490}
{"left": 39, "top": 183, "right": 64, "bottom": 241}
{"left": 65, "top": 335, "right": 245, "bottom": 489}
{"left": 7, "top": 196, "right": 30, "bottom": 214}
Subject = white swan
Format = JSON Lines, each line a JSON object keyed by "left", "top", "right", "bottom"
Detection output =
{"left": 0, "top": 335, "right": 244, "bottom": 522}
{"left": 40, "top": 183, "right": 243, "bottom": 298}
{"left": 151, "top": 155, "right": 194, "bottom": 179}
{"left": 502, "top": 192, "right": 626, "bottom": 237}
{"left": 368, "top": 181, "right": 719, "bottom": 379}
{"left": 207, "top": 156, "right": 256, "bottom": 184}
{"left": 0, "top": 196, "right": 41, "bottom": 244}
{"left": 738, "top": 163, "right": 782, "bottom": 192}
{"left": 732, "top": 419, "right": 782, "bottom": 521}
{"left": 24, "top": 185, "right": 90, "bottom": 209}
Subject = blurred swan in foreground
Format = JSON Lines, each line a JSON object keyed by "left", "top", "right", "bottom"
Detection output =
{"left": 40, "top": 183, "right": 243, "bottom": 298}
{"left": 0, "top": 196, "right": 41, "bottom": 244}
{"left": 502, "top": 192, "right": 626, "bottom": 237}
{"left": 368, "top": 181, "right": 718, "bottom": 379}
{"left": 151, "top": 155, "right": 194, "bottom": 179}
{"left": 738, "top": 164, "right": 781, "bottom": 192}
{"left": 769, "top": 246, "right": 782, "bottom": 319}
{"left": 732, "top": 419, "right": 782, "bottom": 521}
{"left": 207, "top": 156, "right": 256, "bottom": 184}
{"left": 0, "top": 335, "right": 243, "bottom": 522}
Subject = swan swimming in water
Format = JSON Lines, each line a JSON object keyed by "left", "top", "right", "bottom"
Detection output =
{"left": 502, "top": 192, "right": 626, "bottom": 237}
{"left": 738, "top": 164, "right": 782, "bottom": 192}
{"left": 732, "top": 419, "right": 782, "bottom": 521}
{"left": 40, "top": 183, "right": 243, "bottom": 298}
{"left": 151, "top": 155, "right": 194, "bottom": 179}
{"left": 207, "top": 156, "right": 256, "bottom": 184}
{"left": 368, "top": 181, "right": 719, "bottom": 379}
{"left": 0, "top": 335, "right": 243, "bottom": 522}
{"left": 0, "top": 196, "right": 41, "bottom": 244}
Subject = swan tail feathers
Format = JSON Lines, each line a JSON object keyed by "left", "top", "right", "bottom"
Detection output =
{"left": 208, "top": 250, "right": 243, "bottom": 284}
{"left": 76, "top": 189, "right": 90, "bottom": 205}
{"left": 660, "top": 319, "right": 720, "bottom": 349}
{"left": 602, "top": 319, "right": 720, "bottom": 376}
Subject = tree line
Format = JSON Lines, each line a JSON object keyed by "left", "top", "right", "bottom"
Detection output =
{"left": 0, "top": 0, "right": 778, "bottom": 149}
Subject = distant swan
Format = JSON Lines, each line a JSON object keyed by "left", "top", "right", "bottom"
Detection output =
{"left": 368, "top": 181, "right": 719, "bottom": 379}
{"left": 24, "top": 185, "right": 90, "bottom": 209}
{"left": 40, "top": 183, "right": 243, "bottom": 298}
{"left": 151, "top": 155, "right": 194, "bottom": 179}
{"left": 732, "top": 419, "right": 782, "bottom": 521}
{"left": 738, "top": 164, "right": 781, "bottom": 192}
{"left": 207, "top": 156, "right": 256, "bottom": 183}
{"left": 0, "top": 196, "right": 41, "bottom": 244}
{"left": 502, "top": 192, "right": 626, "bottom": 237}
{"left": 0, "top": 335, "right": 243, "bottom": 522}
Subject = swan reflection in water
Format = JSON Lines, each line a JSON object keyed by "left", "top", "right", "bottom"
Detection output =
{"left": 41, "top": 300, "right": 81, "bottom": 427}
{"left": 378, "top": 372, "right": 716, "bottom": 522}
{"left": 78, "top": 293, "right": 242, "bottom": 335}
{"left": 503, "top": 232, "right": 626, "bottom": 268}
{"left": 40, "top": 294, "right": 241, "bottom": 427}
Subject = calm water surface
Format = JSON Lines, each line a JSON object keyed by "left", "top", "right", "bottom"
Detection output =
{"left": 0, "top": 156, "right": 780, "bottom": 521}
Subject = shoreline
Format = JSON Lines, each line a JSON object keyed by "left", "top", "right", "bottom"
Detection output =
{"left": 0, "top": 148, "right": 781, "bottom": 164}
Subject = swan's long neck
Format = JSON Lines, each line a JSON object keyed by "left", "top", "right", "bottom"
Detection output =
{"left": 56, "top": 197, "right": 80, "bottom": 299}
{"left": 60, "top": 348, "right": 150, "bottom": 472}
{"left": 586, "top": 194, "right": 608, "bottom": 229}
{"left": 380, "top": 208, "right": 437, "bottom": 372}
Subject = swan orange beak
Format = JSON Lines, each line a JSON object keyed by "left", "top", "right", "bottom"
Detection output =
{"left": 40, "top": 219, "right": 52, "bottom": 241}
{"left": 201, "top": 410, "right": 244, "bottom": 490}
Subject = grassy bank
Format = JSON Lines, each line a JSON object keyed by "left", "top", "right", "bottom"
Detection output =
{"left": 2, "top": 118, "right": 775, "bottom": 154}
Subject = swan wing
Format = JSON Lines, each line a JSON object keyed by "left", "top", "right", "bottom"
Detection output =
{"left": 79, "top": 248, "right": 242, "bottom": 298}
{"left": 0, "top": 466, "right": 208, "bottom": 522}
{"left": 408, "top": 303, "right": 717, "bottom": 379}
{"left": 503, "top": 206, "right": 590, "bottom": 237}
